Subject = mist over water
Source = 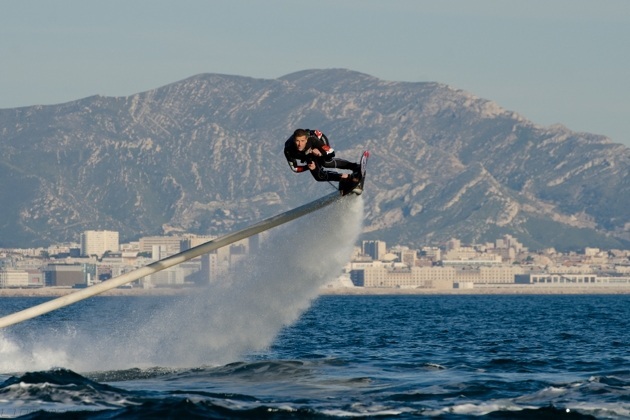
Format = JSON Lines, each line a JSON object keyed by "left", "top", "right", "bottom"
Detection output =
{"left": 0, "top": 195, "right": 364, "bottom": 372}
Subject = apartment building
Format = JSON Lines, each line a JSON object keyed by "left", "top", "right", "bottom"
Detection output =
{"left": 0, "top": 269, "right": 29, "bottom": 288}
{"left": 362, "top": 262, "right": 455, "bottom": 289}
{"left": 80, "top": 230, "right": 119, "bottom": 257}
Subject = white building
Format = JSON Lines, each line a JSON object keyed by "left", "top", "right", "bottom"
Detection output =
{"left": 0, "top": 269, "right": 30, "bottom": 288}
{"left": 453, "top": 265, "right": 524, "bottom": 284}
{"left": 138, "top": 235, "right": 184, "bottom": 257}
{"left": 80, "top": 230, "right": 119, "bottom": 257}
{"left": 516, "top": 273, "right": 630, "bottom": 286}
{"left": 363, "top": 262, "right": 455, "bottom": 289}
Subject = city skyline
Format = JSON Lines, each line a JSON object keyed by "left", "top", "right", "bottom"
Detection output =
{"left": 3, "top": 231, "right": 630, "bottom": 257}
{"left": 2, "top": 230, "right": 629, "bottom": 291}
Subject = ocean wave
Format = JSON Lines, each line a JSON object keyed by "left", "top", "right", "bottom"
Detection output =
{"left": 3, "top": 364, "right": 630, "bottom": 419}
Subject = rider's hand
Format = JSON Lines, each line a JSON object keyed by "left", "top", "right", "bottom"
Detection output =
{"left": 308, "top": 162, "right": 316, "bottom": 170}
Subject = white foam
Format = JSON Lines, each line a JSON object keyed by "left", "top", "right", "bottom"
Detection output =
{"left": 0, "top": 195, "right": 364, "bottom": 372}
{"left": 131, "top": 195, "right": 364, "bottom": 368}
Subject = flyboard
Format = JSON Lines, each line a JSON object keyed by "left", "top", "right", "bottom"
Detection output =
{"left": 339, "top": 150, "right": 369, "bottom": 196}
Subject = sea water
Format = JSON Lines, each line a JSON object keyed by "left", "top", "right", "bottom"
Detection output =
{"left": 1, "top": 196, "right": 629, "bottom": 418}
{"left": 1, "top": 295, "right": 630, "bottom": 418}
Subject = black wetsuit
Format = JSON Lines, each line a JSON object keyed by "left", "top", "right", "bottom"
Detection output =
{"left": 283, "top": 129, "right": 359, "bottom": 182}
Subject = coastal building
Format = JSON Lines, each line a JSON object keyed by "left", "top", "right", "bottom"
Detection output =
{"left": 442, "top": 246, "right": 480, "bottom": 261}
{"left": 181, "top": 235, "right": 217, "bottom": 250}
{"left": 138, "top": 235, "right": 184, "bottom": 257}
{"left": 495, "top": 234, "right": 527, "bottom": 253}
{"left": 2, "top": 233, "right": 630, "bottom": 292}
{"left": 515, "top": 273, "right": 630, "bottom": 286}
{"left": 442, "top": 255, "right": 503, "bottom": 266}
{"left": 13, "top": 257, "right": 45, "bottom": 271}
{"left": 80, "top": 230, "right": 119, "bottom": 257}
{"left": 387, "top": 246, "right": 418, "bottom": 267}
{"left": 453, "top": 265, "right": 524, "bottom": 284}
{"left": 421, "top": 247, "right": 441, "bottom": 262}
{"left": 362, "top": 240, "right": 387, "bottom": 260}
{"left": 0, "top": 269, "right": 29, "bottom": 288}
{"left": 27, "top": 269, "right": 45, "bottom": 287}
{"left": 47, "top": 243, "right": 81, "bottom": 257}
{"left": 348, "top": 260, "right": 374, "bottom": 286}
{"left": 43, "top": 263, "right": 96, "bottom": 287}
{"left": 362, "top": 262, "right": 455, "bottom": 289}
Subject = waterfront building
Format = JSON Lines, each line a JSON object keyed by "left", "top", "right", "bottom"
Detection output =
{"left": 13, "top": 257, "right": 45, "bottom": 271}
{"left": 387, "top": 246, "right": 417, "bottom": 267}
{"left": 120, "top": 241, "right": 140, "bottom": 252}
{"left": 442, "top": 246, "right": 478, "bottom": 261}
{"left": 80, "top": 230, "right": 119, "bottom": 257}
{"left": 442, "top": 255, "right": 503, "bottom": 267}
{"left": 25, "top": 270, "right": 45, "bottom": 287}
{"left": 348, "top": 260, "right": 375, "bottom": 286}
{"left": 515, "top": 273, "right": 630, "bottom": 286}
{"left": 138, "top": 235, "right": 184, "bottom": 257}
{"left": 43, "top": 263, "right": 96, "bottom": 287}
{"left": 547, "top": 264, "right": 594, "bottom": 274}
{"left": 151, "top": 245, "right": 170, "bottom": 260}
{"left": 453, "top": 265, "right": 524, "bottom": 284}
{"left": 421, "top": 247, "right": 441, "bottom": 262}
{"left": 495, "top": 234, "right": 527, "bottom": 253}
{"left": 180, "top": 235, "right": 217, "bottom": 250}
{"left": 0, "top": 269, "right": 30, "bottom": 288}
{"left": 362, "top": 262, "right": 455, "bottom": 289}
{"left": 47, "top": 243, "right": 80, "bottom": 257}
{"left": 362, "top": 240, "right": 387, "bottom": 260}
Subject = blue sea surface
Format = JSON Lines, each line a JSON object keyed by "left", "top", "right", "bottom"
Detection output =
{"left": 0, "top": 294, "right": 629, "bottom": 418}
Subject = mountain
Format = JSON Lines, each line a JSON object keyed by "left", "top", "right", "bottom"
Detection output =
{"left": 1, "top": 69, "right": 629, "bottom": 251}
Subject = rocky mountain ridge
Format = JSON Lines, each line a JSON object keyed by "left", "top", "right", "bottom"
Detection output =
{"left": 1, "top": 69, "right": 628, "bottom": 251}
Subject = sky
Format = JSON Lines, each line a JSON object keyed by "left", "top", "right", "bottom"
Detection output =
{"left": 2, "top": 0, "right": 629, "bottom": 146}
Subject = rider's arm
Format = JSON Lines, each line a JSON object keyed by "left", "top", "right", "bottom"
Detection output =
{"left": 310, "top": 131, "right": 335, "bottom": 160}
{"left": 284, "top": 148, "right": 308, "bottom": 173}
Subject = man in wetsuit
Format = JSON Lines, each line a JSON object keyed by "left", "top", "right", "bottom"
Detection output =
{"left": 283, "top": 128, "right": 360, "bottom": 183}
